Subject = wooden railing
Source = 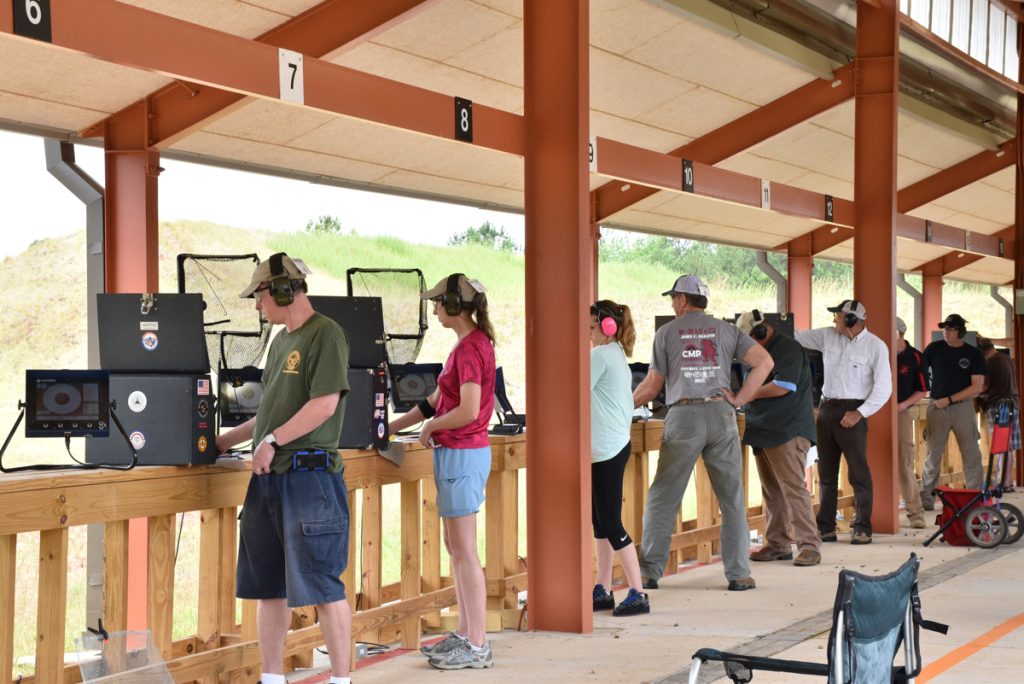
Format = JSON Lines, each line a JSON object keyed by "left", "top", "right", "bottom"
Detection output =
{"left": 0, "top": 412, "right": 973, "bottom": 683}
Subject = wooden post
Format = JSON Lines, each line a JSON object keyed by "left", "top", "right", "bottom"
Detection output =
{"left": 104, "top": 519, "right": 130, "bottom": 633}
{"left": 198, "top": 509, "right": 222, "bottom": 653}
{"left": 695, "top": 460, "right": 714, "bottom": 565}
{"left": 0, "top": 535, "right": 15, "bottom": 683}
{"left": 421, "top": 478, "right": 441, "bottom": 629}
{"left": 36, "top": 528, "right": 69, "bottom": 684}
{"left": 219, "top": 506, "right": 238, "bottom": 635}
{"left": 148, "top": 514, "right": 176, "bottom": 660}
{"left": 400, "top": 479, "right": 422, "bottom": 648}
{"left": 359, "top": 486, "right": 382, "bottom": 644}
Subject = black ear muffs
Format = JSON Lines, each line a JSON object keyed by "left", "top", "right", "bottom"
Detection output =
{"left": 842, "top": 300, "right": 861, "bottom": 328}
{"left": 267, "top": 253, "right": 295, "bottom": 307}
{"left": 442, "top": 273, "right": 465, "bottom": 316}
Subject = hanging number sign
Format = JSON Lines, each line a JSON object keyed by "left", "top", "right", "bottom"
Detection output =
{"left": 760, "top": 179, "right": 771, "bottom": 209}
{"left": 588, "top": 136, "right": 597, "bottom": 172}
{"left": 824, "top": 194, "right": 834, "bottom": 222}
{"left": 454, "top": 97, "right": 473, "bottom": 142}
{"left": 14, "top": 0, "right": 52, "bottom": 42}
{"left": 278, "top": 49, "right": 304, "bottom": 104}
{"left": 682, "top": 159, "right": 694, "bottom": 193}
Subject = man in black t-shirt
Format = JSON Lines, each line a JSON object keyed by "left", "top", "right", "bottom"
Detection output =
{"left": 733, "top": 311, "right": 820, "bottom": 567}
{"left": 895, "top": 318, "right": 928, "bottom": 528}
{"left": 920, "top": 314, "right": 987, "bottom": 509}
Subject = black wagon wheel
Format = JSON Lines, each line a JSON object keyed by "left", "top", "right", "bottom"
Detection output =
{"left": 998, "top": 503, "right": 1024, "bottom": 545}
{"left": 964, "top": 506, "right": 1008, "bottom": 548}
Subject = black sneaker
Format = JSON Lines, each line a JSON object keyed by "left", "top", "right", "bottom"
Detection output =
{"left": 642, "top": 576, "right": 659, "bottom": 590}
{"left": 592, "top": 584, "right": 614, "bottom": 611}
{"left": 612, "top": 588, "right": 650, "bottom": 616}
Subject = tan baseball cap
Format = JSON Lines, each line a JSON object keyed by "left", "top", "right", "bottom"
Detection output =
{"left": 421, "top": 274, "right": 487, "bottom": 303}
{"left": 239, "top": 253, "right": 312, "bottom": 298}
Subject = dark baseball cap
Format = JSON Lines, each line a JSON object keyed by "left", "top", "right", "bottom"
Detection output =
{"left": 938, "top": 313, "right": 967, "bottom": 329}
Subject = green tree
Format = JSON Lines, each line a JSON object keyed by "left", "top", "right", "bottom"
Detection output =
{"left": 448, "top": 221, "right": 520, "bottom": 252}
{"left": 305, "top": 214, "right": 343, "bottom": 234}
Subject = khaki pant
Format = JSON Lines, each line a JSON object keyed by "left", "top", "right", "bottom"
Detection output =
{"left": 753, "top": 436, "right": 820, "bottom": 553}
{"left": 897, "top": 409, "right": 925, "bottom": 522}
{"left": 920, "top": 401, "right": 984, "bottom": 507}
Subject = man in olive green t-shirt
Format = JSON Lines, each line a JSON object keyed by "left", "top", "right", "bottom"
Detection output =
{"left": 216, "top": 253, "right": 353, "bottom": 684}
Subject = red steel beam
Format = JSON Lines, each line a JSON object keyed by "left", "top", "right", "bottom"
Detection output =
{"left": 897, "top": 139, "right": 1016, "bottom": 213}
{"left": 855, "top": 0, "right": 899, "bottom": 535}
{"left": 524, "top": 0, "right": 592, "bottom": 633}
{"left": 81, "top": 0, "right": 438, "bottom": 148}
{"left": 4, "top": 0, "right": 524, "bottom": 156}
{"left": 1015, "top": 21, "right": 1024, "bottom": 488}
{"left": 592, "top": 62, "right": 856, "bottom": 222}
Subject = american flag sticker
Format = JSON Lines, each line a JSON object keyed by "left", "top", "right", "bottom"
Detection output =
{"left": 197, "top": 378, "right": 210, "bottom": 396}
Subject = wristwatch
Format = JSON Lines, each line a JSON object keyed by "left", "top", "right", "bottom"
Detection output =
{"left": 263, "top": 433, "right": 280, "bottom": 449}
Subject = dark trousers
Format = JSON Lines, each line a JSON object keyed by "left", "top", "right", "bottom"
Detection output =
{"left": 816, "top": 402, "right": 873, "bottom": 535}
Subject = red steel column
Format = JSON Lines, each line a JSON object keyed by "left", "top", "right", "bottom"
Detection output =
{"left": 524, "top": 0, "right": 592, "bottom": 632}
{"left": 787, "top": 235, "right": 813, "bottom": 328}
{"left": 921, "top": 263, "right": 943, "bottom": 344}
{"left": 1014, "top": 23, "right": 1024, "bottom": 487}
{"left": 854, "top": 0, "right": 899, "bottom": 535}
{"left": 105, "top": 102, "right": 161, "bottom": 631}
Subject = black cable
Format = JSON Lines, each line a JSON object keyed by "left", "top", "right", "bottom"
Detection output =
{"left": 173, "top": 512, "right": 186, "bottom": 567}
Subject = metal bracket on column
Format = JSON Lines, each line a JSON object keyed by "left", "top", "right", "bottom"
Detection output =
{"left": 990, "top": 286, "right": 1013, "bottom": 338}
{"left": 755, "top": 251, "right": 787, "bottom": 313}
{"left": 897, "top": 273, "right": 922, "bottom": 350}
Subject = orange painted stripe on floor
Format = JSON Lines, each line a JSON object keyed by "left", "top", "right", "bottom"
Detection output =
{"left": 918, "top": 612, "right": 1024, "bottom": 682}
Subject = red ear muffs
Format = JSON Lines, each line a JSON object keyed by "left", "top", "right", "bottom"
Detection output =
{"left": 600, "top": 316, "right": 618, "bottom": 337}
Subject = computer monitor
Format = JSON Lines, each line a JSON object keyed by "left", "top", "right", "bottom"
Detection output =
{"left": 389, "top": 363, "right": 443, "bottom": 413}
{"left": 25, "top": 370, "right": 110, "bottom": 438}
{"left": 219, "top": 367, "right": 264, "bottom": 427}
{"left": 97, "top": 293, "right": 208, "bottom": 373}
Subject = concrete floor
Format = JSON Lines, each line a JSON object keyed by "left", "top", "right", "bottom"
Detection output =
{"left": 293, "top": 490, "right": 1024, "bottom": 683}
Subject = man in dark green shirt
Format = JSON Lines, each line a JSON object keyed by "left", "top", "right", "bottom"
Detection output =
{"left": 216, "top": 253, "right": 353, "bottom": 684}
{"left": 732, "top": 311, "right": 820, "bottom": 567}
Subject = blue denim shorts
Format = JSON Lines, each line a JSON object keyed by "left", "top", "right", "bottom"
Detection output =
{"left": 236, "top": 470, "right": 350, "bottom": 607}
{"left": 433, "top": 446, "right": 492, "bottom": 518}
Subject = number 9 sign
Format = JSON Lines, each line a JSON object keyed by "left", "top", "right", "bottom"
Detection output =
{"left": 14, "top": 0, "right": 52, "bottom": 42}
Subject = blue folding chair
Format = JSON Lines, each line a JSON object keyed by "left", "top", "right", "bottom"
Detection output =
{"left": 688, "top": 554, "right": 947, "bottom": 683}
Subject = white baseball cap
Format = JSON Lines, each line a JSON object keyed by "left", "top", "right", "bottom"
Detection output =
{"left": 662, "top": 274, "right": 709, "bottom": 298}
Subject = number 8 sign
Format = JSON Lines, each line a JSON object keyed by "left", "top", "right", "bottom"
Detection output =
{"left": 14, "top": 0, "right": 52, "bottom": 43}
{"left": 454, "top": 97, "right": 473, "bottom": 143}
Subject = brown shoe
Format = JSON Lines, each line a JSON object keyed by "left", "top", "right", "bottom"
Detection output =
{"left": 793, "top": 549, "right": 821, "bottom": 566}
{"left": 749, "top": 546, "right": 793, "bottom": 562}
{"left": 850, "top": 531, "right": 872, "bottom": 545}
{"left": 727, "top": 577, "right": 756, "bottom": 591}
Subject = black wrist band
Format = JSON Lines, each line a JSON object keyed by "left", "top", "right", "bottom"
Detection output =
{"left": 418, "top": 398, "right": 436, "bottom": 418}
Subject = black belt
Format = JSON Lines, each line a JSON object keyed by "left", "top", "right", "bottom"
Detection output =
{"left": 821, "top": 398, "right": 864, "bottom": 409}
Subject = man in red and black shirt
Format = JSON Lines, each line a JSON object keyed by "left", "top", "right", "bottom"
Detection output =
{"left": 895, "top": 318, "right": 928, "bottom": 528}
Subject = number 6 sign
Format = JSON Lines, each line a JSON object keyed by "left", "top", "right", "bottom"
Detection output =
{"left": 14, "top": 0, "right": 52, "bottom": 42}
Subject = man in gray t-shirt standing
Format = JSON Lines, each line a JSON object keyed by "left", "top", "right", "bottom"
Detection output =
{"left": 633, "top": 275, "right": 774, "bottom": 591}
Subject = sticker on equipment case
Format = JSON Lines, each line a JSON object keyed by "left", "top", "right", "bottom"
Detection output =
{"left": 198, "top": 436, "right": 208, "bottom": 453}
{"left": 141, "top": 332, "right": 159, "bottom": 351}
{"left": 129, "top": 431, "right": 146, "bottom": 450}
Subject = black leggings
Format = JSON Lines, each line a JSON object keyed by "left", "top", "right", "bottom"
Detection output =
{"left": 591, "top": 441, "right": 633, "bottom": 551}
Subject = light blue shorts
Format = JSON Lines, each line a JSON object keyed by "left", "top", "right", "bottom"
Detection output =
{"left": 433, "top": 446, "right": 492, "bottom": 518}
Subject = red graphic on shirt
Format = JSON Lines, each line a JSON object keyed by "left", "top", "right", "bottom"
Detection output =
{"left": 701, "top": 339, "right": 718, "bottom": 365}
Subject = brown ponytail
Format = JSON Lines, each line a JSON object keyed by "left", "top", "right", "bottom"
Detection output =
{"left": 465, "top": 291, "right": 496, "bottom": 346}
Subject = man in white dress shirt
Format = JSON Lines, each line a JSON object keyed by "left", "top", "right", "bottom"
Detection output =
{"left": 795, "top": 300, "right": 893, "bottom": 545}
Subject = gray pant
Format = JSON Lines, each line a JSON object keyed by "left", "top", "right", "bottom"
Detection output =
{"left": 639, "top": 401, "right": 751, "bottom": 581}
{"left": 920, "top": 401, "right": 984, "bottom": 505}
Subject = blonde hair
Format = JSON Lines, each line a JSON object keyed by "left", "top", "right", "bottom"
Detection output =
{"left": 592, "top": 299, "right": 636, "bottom": 357}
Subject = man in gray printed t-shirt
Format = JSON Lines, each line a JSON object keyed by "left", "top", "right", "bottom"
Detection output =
{"left": 633, "top": 275, "right": 774, "bottom": 591}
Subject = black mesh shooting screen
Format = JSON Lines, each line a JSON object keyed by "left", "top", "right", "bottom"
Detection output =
{"left": 177, "top": 253, "right": 271, "bottom": 371}
{"left": 346, "top": 268, "right": 427, "bottom": 365}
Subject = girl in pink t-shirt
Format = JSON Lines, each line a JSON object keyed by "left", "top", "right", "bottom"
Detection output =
{"left": 388, "top": 273, "right": 496, "bottom": 670}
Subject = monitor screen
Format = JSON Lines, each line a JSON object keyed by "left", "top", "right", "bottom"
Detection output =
{"left": 25, "top": 370, "right": 110, "bottom": 438}
{"left": 219, "top": 367, "right": 264, "bottom": 427}
{"left": 389, "top": 363, "right": 443, "bottom": 413}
